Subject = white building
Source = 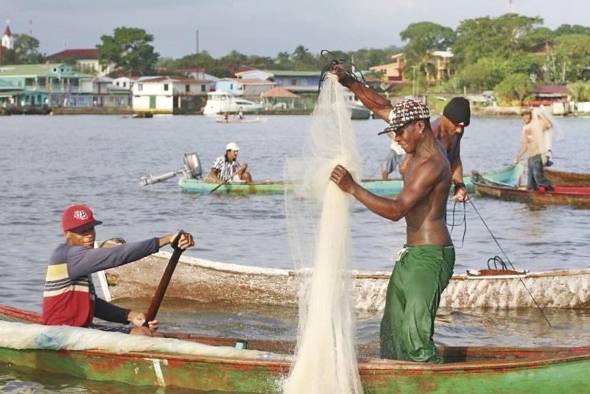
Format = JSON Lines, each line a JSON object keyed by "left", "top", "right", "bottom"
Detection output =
{"left": 45, "top": 49, "right": 114, "bottom": 77}
{"left": 132, "top": 76, "right": 214, "bottom": 113}
{"left": 1, "top": 23, "right": 13, "bottom": 50}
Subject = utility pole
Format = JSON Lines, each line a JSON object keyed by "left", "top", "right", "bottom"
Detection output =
{"left": 195, "top": 29, "right": 199, "bottom": 54}
{"left": 508, "top": 0, "right": 515, "bottom": 13}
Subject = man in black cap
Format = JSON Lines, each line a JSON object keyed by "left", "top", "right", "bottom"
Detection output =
{"left": 431, "top": 97, "right": 471, "bottom": 202}
{"left": 330, "top": 98, "right": 454, "bottom": 363}
{"left": 332, "top": 65, "right": 470, "bottom": 202}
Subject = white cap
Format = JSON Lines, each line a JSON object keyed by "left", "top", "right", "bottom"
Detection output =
{"left": 225, "top": 142, "right": 240, "bottom": 151}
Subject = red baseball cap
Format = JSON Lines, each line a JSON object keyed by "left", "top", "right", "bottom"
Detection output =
{"left": 62, "top": 204, "right": 102, "bottom": 233}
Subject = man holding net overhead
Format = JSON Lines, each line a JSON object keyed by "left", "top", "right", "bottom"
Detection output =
{"left": 330, "top": 97, "right": 454, "bottom": 363}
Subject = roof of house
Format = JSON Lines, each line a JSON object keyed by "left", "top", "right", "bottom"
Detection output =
{"left": 46, "top": 49, "right": 99, "bottom": 61}
{"left": 0, "top": 63, "right": 76, "bottom": 77}
{"left": 536, "top": 85, "right": 570, "bottom": 95}
{"left": 220, "top": 78, "right": 275, "bottom": 85}
{"left": 264, "top": 70, "right": 321, "bottom": 77}
{"left": 261, "top": 86, "right": 299, "bottom": 98}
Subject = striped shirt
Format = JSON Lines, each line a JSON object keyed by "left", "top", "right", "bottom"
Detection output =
{"left": 42, "top": 238, "right": 159, "bottom": 326}
{"left": 212, "top": 156, "right": 240, "bottom": 182}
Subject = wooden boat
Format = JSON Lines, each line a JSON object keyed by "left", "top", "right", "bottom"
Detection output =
{"left": 1, "top": 304, "right": 589, "bottom": 393}
{"left": 178, "top": 163, "right": 523, "bottom": 195}
{"left": 545, "top": 168, "right": 590, "bottom": 186}
{"left": 100, "top": 249, "right": 590, "bottom": 309}
{"left": 472, "top": 172, "right": 590, "bottom": 208}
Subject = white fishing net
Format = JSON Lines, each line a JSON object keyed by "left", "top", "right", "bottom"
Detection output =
{"left": 531, "top": 106, "right": 565, "bottom": 163}
{"left": 0, "top": 321, "right": 282, "bottom": 360}
{"left": 283, "top": 73, "right": 363, "bottom": 394}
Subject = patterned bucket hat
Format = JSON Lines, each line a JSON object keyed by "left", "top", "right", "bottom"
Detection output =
{"left": 378, "top": 99, "right": 430, "bottom": 135}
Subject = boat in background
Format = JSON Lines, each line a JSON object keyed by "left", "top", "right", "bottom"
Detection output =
{"left": 1, "top": 304, "right": 589, "bottom": 393}
{"left": 472, "top": 172, "right": 590, "bottom": 208}
{"left": 546, "top": 168, "right": 590, "bottom": 186}
{"left": 215, "top": 115, "right": 267, "bottom": 124}
{"left": 202, "top": 91, "right": 263, "bottom": 116}
{"left": 178, "top": 164, "right": 523, "bottom": 195}
{"left": 100, "top": 247, "right": 590, "bottom": 310}
{"left": 344, "top": 89, "right": 371, "bottom": 119}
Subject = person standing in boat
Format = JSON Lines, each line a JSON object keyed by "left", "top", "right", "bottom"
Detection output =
{"left": 42, "top": 204, "right": 195, "bottom": 335}
{"left": 332, "top": 64, "right": 470, "bottom": 202}
{"left": 330, "top": 99, "right": 455, "bottom": 363}
{"left": 513, "top": 108, "right": 554, "bottom": 191}
{"left": 206, "top": 142, "right": 253, "bottom": 184}
{"left": 381, "top": 138, "right": 405, "bottom": 180}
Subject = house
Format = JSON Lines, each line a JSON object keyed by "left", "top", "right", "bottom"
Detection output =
{"left": 526, "top": 85, "right": 571, "bottom": 115}
{"left": 215, "top": 78, "right": 274, "bottom": 96}
{"left": 369, "top": 53, "right": 405, "bottom": 83}
{"left": 131, "top": 76, "right": 214, "bottom": 113}
{"left": 177, "top": 68, "right": 219, "bottom": 83}
{"left": 0, "top": 63, "right": 87, "bottom": 107}
{"left": 45, "top": 49, "right": 114, "bottom": 76}
{"left": 261, "top": 86, "right": 299, "bottom": 110}
{"left": 369, "top": 50, "right": 454, "bottom": 83}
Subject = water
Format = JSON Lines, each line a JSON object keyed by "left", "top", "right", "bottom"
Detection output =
{"left": 1, "top": 114, "right": 590, "bottom": 392}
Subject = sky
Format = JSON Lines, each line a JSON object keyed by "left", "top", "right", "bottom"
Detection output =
{"left": 1, "top": 0, "right": 589, "bottom": 59}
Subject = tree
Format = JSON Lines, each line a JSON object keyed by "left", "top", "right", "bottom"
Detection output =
{"left": 400, "top": 22, "right": 455, "bottom": 79}
{"left": 551, "top": 34, "right": 590, "bottom": 82}
{"left": 494, "top": 73, "right": 535, "bottom": 103}
{"left": 554, "top": 24, "right": 590, "bottom": 36}
{"left": 291, "top": 45, "right": 320, "bottom": 70}
{"left": 453, "top": 14, "right": 543, "bottom": 68}
{"left": 97, "top": 27, "right": 159, "bottom": 75}
{"left": 0, "top": 34, "right": 43, "bottom": 65}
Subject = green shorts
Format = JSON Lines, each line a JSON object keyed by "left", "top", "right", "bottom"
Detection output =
{"left": 380, "top": 244, "right": 455, "bottom": 362}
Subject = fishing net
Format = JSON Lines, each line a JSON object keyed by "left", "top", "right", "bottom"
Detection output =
{"left": 283, "top": 73, "right": 363, "bottom": 394}
{"left": 531, "top": 106, "right": 565, "bottom": 164}
{"left": 0, "top": 321, "right": 281, "bottom": 360}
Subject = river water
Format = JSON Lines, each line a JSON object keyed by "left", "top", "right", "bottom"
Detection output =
{"left": 1, "top": 114, "right": 589, "bottom": 392}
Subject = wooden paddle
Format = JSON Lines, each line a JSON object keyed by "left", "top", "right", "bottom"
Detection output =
{"left": 143, "top": 231, "right": 185, "bottom": 326}
{"left": 209, "top": 178, "right": 231, "bottom": 193}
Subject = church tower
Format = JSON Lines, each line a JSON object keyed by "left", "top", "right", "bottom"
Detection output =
{"left": 2, "top": 21, "right": 14, "bottom": 50}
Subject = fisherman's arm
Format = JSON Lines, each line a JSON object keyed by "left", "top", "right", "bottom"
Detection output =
{"left": 94, "top": 297, "right": 130, "bottom": 324}
{"left": 330, "top": 163, "right": 437, "bottom": 221}
{"left": 332, "top": 65, "right": 392, "bottom": 121}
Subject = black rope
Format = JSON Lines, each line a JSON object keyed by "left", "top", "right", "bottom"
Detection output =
{"left": 448, "top": 201, "right": 467, "bottom": 248}
{"left": 486, "top": 255, "right": 509, "bottom": 271}
{"left": 468, "top": 198, "right": 552, "bottom": 327}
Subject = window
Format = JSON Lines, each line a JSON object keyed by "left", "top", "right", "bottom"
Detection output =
{"left": 164, "top": 83, "right": 169, "bottom": 91}
{"left": 201, "top": 84, "right": 206, "bottom": 92}
{"left": 185, "top": 84, "right": 190, "bottom": 93}
{"left": 138, "top": 83, "right": 143, "bottom": 92}
{"left": 123, "top": 82, "right": 127, "bottom": 88}
{"left": 291, "top": 79, "right": 297, "bottom": 85}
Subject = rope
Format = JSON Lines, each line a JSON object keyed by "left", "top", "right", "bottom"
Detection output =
{"left": 468, "top": 198, "right": 552, "bottom": 327}
{"left": 448, "top": 201, "right": 467, "bottom": 248}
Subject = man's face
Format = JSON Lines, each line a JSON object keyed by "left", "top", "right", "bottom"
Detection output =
{"left": 441, "top": 116, "right": 465, "bottom": 135}
{"left": 65, "top": 228, "right": 96, "bottom": 249}
{"left": 389, "top": 120, "right": 422, "bottom": 154}
{"left": 521, "top": 113, "right": 532, "bottom": 124}
{"left": 226, "top": 150, "right": 238, "bottom": 161}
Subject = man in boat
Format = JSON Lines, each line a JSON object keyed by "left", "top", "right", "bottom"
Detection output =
{"left": 513, "top": 108, "right": 554, "bottom": 191}
{"left": 42, "top": 204, "right": 195, "bottom": 336}
{"left": 381, "top": 139, "right": 405, "bottom": 180}
{"left": 332, "top": 64, "right": 470, "bottom": 202}
{"left": 206, "top": 142, "right": 253, "bottom": 184}
{"left": 330, "top": 99, "right": 454, "bottom": 363}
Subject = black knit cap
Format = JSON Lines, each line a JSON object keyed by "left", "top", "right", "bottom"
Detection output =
{"left": 443, "top": 97, "right": 470, "bottom": 127}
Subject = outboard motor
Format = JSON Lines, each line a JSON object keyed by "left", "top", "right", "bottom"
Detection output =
{"left": 183, "top": 152, "right": 202, "bottom": 179}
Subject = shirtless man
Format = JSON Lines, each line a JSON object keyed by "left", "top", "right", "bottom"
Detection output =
{"left": 333, "top": 65, "right": 469, "bottom": 202}
{"left": 330, "top": 99, "right": 454, "bottom": 363}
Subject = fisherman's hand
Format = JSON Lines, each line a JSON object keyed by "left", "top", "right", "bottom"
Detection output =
{"left": 330, "top": 63, "right": 354, "bottom": 87}
{"left": 127, "top": 310, "right": 148, "bottom": 327}
{"left": 159, "top": 232, "right": 195, "bottom": 250}
{"left": 330, "top": 164, "right": 356, "bottom": 193}
{"left": 453, "top": 187, "right": 468, "bottom": 202}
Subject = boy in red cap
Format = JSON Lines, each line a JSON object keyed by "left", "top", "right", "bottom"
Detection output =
{"left": 42, "top": 204, "right": 195, "bottom": 335}
{"left": 332, "top": 65, "right": 470, "bottom": 202}
{"left": 330, "top": 98, "right": 454, "bottom": 363}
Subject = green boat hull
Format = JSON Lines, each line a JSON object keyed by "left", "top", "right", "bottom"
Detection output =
{"left": 1, "top": 305, "right": 589, "bottom": 393}
{"left": 179, "top": 164, "right": 524, "bottom": 195}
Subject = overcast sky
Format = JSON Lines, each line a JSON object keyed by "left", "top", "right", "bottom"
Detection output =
{"left": 2, "top": 0, "right": 588, "bottom": 59}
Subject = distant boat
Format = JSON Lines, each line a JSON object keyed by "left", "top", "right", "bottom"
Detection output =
{"left": 215, "top": 116, "right": 267, "bottom": 124}
{"left": 344, "top": 89, "right": 371, "bottom": 120}
{"left": 202, "top": 91, "right": 263, "bottom": 116}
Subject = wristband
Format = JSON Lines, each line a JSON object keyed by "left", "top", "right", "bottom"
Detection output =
{"left": 454, "top": 182, "right": 466, "bottom": 193}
